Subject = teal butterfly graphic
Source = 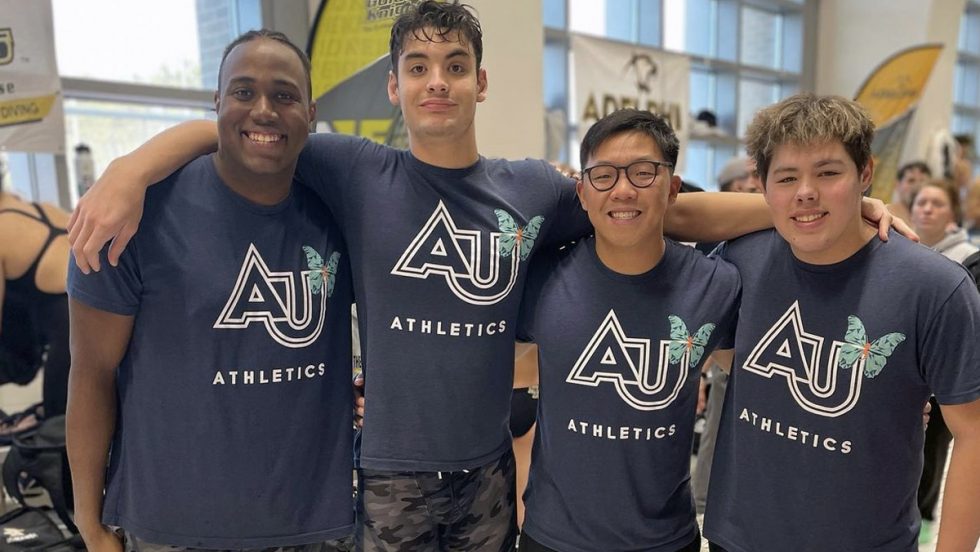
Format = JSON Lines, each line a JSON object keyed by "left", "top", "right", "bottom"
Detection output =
{"left": 837, "top": 315, "right": 905, "bottom": 378}
{"left": 667, "top": 315, "right": 715, "bottom": 366}
{"left": 495, "top": 209, "right": 545, "bottom": 261}
{"left": 302, "top": 246, "right": 340, "bottom": 297}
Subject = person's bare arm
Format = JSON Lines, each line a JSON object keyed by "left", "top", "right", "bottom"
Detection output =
{"left": 934, "top": 398, "right": 980, "bottom": 551}
{"left": 664, "top": 193, "right": 916, "bottom": 243}
{"left": 665, "top": 193, "right": 771, "bottom": 242}
{"left": 514, "top": 343, "right": 539, "bottom": 389}
{"left": 67, "top": 299, "right": 134, "bottom": 552}
{"left": 353, "top": 373, "right": 365, "bottom": 428}
{"left": 709, "top": 349, "right": 735, "bottom": 375}
{"left": 68, "top": 120, "right": 219, "bottom": 273}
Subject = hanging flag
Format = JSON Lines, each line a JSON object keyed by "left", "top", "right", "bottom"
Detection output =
{"left": 307, "top": 0, "right": 430, "bottom": 147}
{"left": 854, "top": 44, "right": 943, "bottom": 202}
{"left": 571, "top": 34, "right": 690, "bottom": 170}
{"left": 0, "top": 0, "right": 64, "bottom": 154}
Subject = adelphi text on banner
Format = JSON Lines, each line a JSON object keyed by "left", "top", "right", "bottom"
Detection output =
{"left": 572, "top": 34, "right": 689, "bottom": 170}
{"left": 0, "top": 0, "right": 65, "bottom": 154}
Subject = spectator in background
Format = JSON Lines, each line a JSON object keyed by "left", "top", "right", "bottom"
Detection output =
{"left": 740, "top": 159, "right": 764, "bottom": 194}
{"left": 966, "top": 178, "right": 980, "bottom": 246}
{"left": 908, "top": 177, "right": 979, "bottom": 545}
{"left": 911, "top": 179, "right": 977, "bottom": 262}
{"left": 888, "top": 161, "right": 931, "bottom": 225}
{"left": 716, "top": 157, "right": 746, "bottom": 192}
{"left": 954, "top": 134, "right": 975, "bottom": 199}
{"left": 0, "top": 180, "right": 72, "bottom": 437}
{"left": 716, "top": 156, "right": 763, "bottom": 194}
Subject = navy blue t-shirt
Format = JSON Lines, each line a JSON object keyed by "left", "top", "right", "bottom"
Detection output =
{"left": 704, "top": 229, "right": 980, "bottom": 552}
{"left": 67, "top": 155, "right": 354, "bottom": 548}
{"left": 297, "top": 134, "right": 589, "bottom": 471}
{"left": 517, "top": 238, "right": 740, "bottom": 552}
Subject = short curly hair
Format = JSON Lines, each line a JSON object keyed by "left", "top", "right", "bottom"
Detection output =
{"left": 745, "top": 94, "right": 875, "bottom": 185}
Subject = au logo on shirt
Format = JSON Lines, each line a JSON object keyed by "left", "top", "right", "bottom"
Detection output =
{"left": 213, "top": 244, "right": 340, "bottom": 348}
{"left": 742, "top": 301, "right": 905, "bottom": 417}
{"left": 390, "top": 201, "right": 544, "bottom": 306}
{"left": 566, "top": 310, "right": 712, "bottom": 411}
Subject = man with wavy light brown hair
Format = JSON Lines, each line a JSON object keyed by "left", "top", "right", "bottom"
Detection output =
{"left": 702, "top": 94, "right": 980, "bottom": 552}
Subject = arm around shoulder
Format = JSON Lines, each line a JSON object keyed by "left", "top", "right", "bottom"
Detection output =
{"left": 665, "top": 193, "right": 771, "bottom": 243}
{"left": 68, "top": 120, "right": 219, "bottom": 274}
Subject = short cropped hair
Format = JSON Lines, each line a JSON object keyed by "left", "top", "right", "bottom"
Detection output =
{"left": 745, "top": 94, "right": 875, "bottom": 184}
{"left": 389, "top": 1, "right": 483, "bottom": 73}
{"left": 897, "top": 161, "right": 931, "bottom": 181}
{"left": 579, "top": 109, "right": 680, "bottom": 170}
{"left": 218, "top": 29, "right": 313, "bottom": 102}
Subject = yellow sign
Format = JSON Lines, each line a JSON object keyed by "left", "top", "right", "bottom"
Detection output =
{"left": 854, "top": 44, "right": 943, "bottom": 201}
{"left": 855, "top": 44, "right": 942, "bottom": 127}
{"left": 310, "top": 0, "right": 400, "bottom": 100}
{"left": 308, "top": 0, "right": 429, "bottom": 143}
{"left": 0, "top": 94, "right": 57, "bottom": 128}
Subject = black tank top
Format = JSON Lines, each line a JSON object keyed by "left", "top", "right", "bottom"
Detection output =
{"left": 0, "top": 202, "right": 68, "bottom": 300}
{"left": 0, "top": 203, "right": 70, "bottom": 387}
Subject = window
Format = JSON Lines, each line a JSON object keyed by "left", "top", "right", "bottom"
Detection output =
{"left": 8, "top": 0, "right": 259, "bottom": 205}
{"left": 63, "top": 100, "right": 213, "bottom": 198}
{"left": 737, "top": 79, "right": 779, "bottom": 136}
{"left": 4, "top": 153, "right": 60, "bottom": 205}
{"left": 53, "top": 0, "right": 206, "bottom": 89}
{"left": 954, "top": 1, "right": 980, "bottom": 176}
{"left": 543, "top": 0, "right": 811, "bottom": 190}
{"left": 740, "top": 6, "right": 781, "bottom": 70}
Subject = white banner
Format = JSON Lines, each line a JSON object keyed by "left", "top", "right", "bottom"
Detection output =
{"left": 571, "top": 34, "right": 689, "bottom": 170}
{"left": 0, "top": 0, "right": 64, "bottom": 154}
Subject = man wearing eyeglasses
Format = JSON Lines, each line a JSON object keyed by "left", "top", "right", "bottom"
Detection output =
{"left": 515, "top": 108, "right": 740, "bottom": 552}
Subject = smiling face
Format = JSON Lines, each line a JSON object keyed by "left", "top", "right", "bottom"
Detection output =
{"left": 387, "top": 29, "right": 487, "bottom": 151}
{"left": 577, "top": 130, "right": 681, "bottom": 274}
{"left": 214, "top": 38, "right": 314, "bottom": 193}
{"left": 764, "top": 140, "right": 876, "bottom": 265}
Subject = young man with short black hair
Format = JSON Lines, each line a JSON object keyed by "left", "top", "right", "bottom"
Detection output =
{"left": 517, "top": 108, "right": 739, "bottom": 552}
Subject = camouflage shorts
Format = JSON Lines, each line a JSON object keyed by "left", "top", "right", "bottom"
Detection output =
{"left": 120, "top": 530, "right": 353, "bottom": 552}
{"left": 355, "top": 450, "right": 517, "bottom": 551}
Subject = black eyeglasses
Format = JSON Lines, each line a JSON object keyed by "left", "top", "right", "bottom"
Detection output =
{"left": 582, "top": 161, "right": 673, "bottom": 191}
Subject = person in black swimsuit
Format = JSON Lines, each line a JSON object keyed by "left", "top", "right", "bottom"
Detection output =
{"left": 0, "top": 189, "right": 72, "bottom": 432}
{"left": 512, "top": 344, "right": 539, "bottom": 530}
